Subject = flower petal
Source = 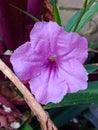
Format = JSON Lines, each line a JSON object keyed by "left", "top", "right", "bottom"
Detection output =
{"left": 30, "top": 21, "right": 66, "bottom": 53}
{"left": 57, "top": 32, "right": 88, "bottom": 64}
{"left": 30, "top": 21, "right": 49, "bottom": 44}
{"left": 30, "top": 22, "right": 88, "bottom": 64}
{"left": 10, "top": 21, "right": 88, "bottom": 105}
{"left": 29, "top": 67, "right": 68, "bottom": 104}
{"left": 29, "top": 59, "right": 88, "bottom": 105}
{"left": 10, "top": 42, "right": 43, "bottom": 81}
{"left": 59, "top": 59, "right": 88, "bottom": 93}
{"left": 47, "top": 21, "right": 66, "bottom": 52}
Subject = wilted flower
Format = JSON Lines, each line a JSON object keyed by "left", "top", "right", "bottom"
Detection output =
{"left": 10, "top": 21, "right": 88, "bottom": 104}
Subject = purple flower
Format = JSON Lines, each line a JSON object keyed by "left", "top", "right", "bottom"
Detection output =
{"left": 10, "top": 21, "right": 88, "bottom": 104}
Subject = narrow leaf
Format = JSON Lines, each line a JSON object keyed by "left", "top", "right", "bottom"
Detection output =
{"left": 9, "top": 4, "right": 40, "bottom": 22}
{"left": 53, "top": 1, "right": 62, "bottom": 26}
{"left": 73, "top": 0, "right": 88, "bottom": 32}
{"left": 76, "top": 2, "right": 98, "bottom": 32}
{"left": 85, "top": 64, "right": 98, "bottom": 74}
{"left": 87, "top": 0, "right": 96, "bottom": 9}
{"left": 83, "top": 110, "right": 98, "bottom": 128}
{"left": 65, "top": 0, "right": 96, "bottom": 32}
{"left": 89, "top": 42, "right": 98, "bottom": 49}
{"left": 65, "top": 10, "right": 81, "bottom": 32}
{"left": 52, "top": 106, "right": 88, "bottom": 128}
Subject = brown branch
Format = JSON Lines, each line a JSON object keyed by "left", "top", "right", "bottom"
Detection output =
{"left": 0, "top": 59, "right": 58, "bottom": 130}
{"left": 88, "top": 49, "right": 98, "bottom": 53}
{"left": 40, "top": 0, "right": 54, "bottom": 21}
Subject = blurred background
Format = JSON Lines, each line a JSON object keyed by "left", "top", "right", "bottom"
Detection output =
{"left": 57, "top": 0, "right": 98, "bottom": 43}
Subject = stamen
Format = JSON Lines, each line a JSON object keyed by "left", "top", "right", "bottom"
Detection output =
{"left": 49, "top": 55, "right": 56, "bottom": 61}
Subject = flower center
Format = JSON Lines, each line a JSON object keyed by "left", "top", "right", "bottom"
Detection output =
{"left": 45, "top": 54, "right": 57, "bottom": 72}
{"left": 49, "top": 55, "right": 56, "bottom": 61}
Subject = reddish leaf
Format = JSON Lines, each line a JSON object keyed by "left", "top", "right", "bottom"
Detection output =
{"left": 0, "top": 0, "right": 27, "bottom": 50}
{"left": 26, "top": 0, "right": 44, "bottom": 24}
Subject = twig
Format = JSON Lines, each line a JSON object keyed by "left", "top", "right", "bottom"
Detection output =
{"left": 0, "top": 59, "right": 58, "bottom": 130}
{"left": 88, "top": 49, "right": 98, "bottom": 53}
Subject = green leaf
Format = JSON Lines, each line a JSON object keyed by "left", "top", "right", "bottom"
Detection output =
{"left": 53, "top": 1, "right": 62, "bottom": 26}
{"left": 44, "top": 81, "right": 98, "bottom": 109}
{"left": 65, "top": 0, "right": 96, "bottom": 32}
{"left": 18, "top": 123, "right": 32, "bottom": 130}
{"left": 83, "top": 109, "right": 98, "bottom": 128}
{"left": 65, "top": 10, "right": 81, "bottom": 32}
{"left": 87, "top": 0, "right": 96, "bottom": 9}
{"left": 85, "top": 64, "right": 98, "bottom": 74}
{"left": 52, "top": 106, "right": 88, "bottom": 128}
{"left": 89, "top": 42, "right": 98, "bottom": 49}
{"left": 9, "top": 4, "right": 40, "bottom": 22}
{"left": 76, "top": 2, "right": 98, "bottom": 32}
{"left": 73, "top": 0, "right": 88, "bottom": 32}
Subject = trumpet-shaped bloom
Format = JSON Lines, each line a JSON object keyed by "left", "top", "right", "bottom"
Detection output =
{"left": 10, "top": 21, "right": 88, "bottom": 104}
